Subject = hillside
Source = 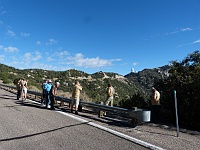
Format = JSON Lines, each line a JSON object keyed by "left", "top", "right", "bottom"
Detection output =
{"left": 125, "top": 65, "right": 171, "bottom": 97}
{"left": 0, "top": 63, "right": 170, "bottom": 106}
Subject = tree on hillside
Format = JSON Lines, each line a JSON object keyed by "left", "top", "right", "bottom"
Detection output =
{"left": 155, "top": 50, "right": 200, "bottom": 131}
{"left": 119, "top": 93, "right": 149, "bottom": 109}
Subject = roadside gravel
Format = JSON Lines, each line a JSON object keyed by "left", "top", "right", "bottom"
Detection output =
{"left": 71, "top": 109, "right": 200, "bottom": 150}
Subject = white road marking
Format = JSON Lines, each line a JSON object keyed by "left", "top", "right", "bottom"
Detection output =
{"left": 28, "top": 99, "right": 165, "bottom": 150}
{"left": 58, "top": 111, "right": 165, "bottom": 150}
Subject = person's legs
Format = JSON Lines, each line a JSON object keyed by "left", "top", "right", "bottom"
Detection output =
{"left": 17, "top": 90, "right": 20, "bottom": 100}
{"left": 110, "top": 98, "right": 113, "bottom": 106}
{"left": 50, "top": 96, "right": 55, "bottom": 110}
{"left": 24, "top": 88, "right": 27, "bottom": 100}
{"left": 104, "top": 99, "right": 110, "bottom": 106}
{"left": 104, "top": 97, "right": 112, "bottom": 115}
{"left": 41, "top": 89, "right": 45, "bottom": 104}
{"left": 151, "top": 105, "right": 160, "bottom": 123}
{"left": 154, "top": 105, "right": 161, "bottom": 123}
{"left": 45, "top": 92, "right": 49, "bottom": 108}
{"left": 22, "top": 89, "right": 25, "bottom": 102}
{"left": 74, "top": 98, "right": 80, "bottom": 114}
{"left": 70, "top": 98, "right": 75, "bottom": 112}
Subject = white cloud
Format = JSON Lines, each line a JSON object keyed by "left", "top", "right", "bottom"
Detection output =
{"left": 23, "top": 52, "right": 42, "bottom": 63}
{"left": 165, "top": 30, "right": 179, "bottom": 36}
{"left": 31, "top": 62, "right": 57, "bottom": 70}
{"left": 192, "top": 39, "right": 200, "bottom": 44}
{"left": 4, "top": 46, "right": 19, "bottom": 52}
{"left": 177, "top": 38, "right": 200, "bottom": 47}
{"left": 21, "top": 32, "right": 30, "bottom": 37}
{"left": 46, "top": 38, "right": 57, "bottom": 45}
{"left": 181, "top": 28, "right": 192, "bottom": 32}
{"left": 133, "top": 62, "right": 139, "bottom": 66}
{"left": 56, "top": 50, "right": 70, "bottom": 57}
{"left": 7, "top": 30, "right": 16, "bottom": 37}
{"left": 165, "top": 27, "right": 193, "bottom": 36}
{"left": 4, "top": 49, "right": 120, "bottom": 71}
{"left": 68, "top": 53, "right": 115, "bottom": 68}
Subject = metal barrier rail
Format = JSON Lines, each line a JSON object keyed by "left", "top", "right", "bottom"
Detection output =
{"left": 0, "top": 83, "right": 151, "bottom": 124}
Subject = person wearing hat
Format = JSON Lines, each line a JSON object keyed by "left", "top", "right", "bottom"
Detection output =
{"left": 50, "top": 82, "right": 60, "bottom": 110}
{"left": 45, "top": 79, "right": 53, "bottom": 108}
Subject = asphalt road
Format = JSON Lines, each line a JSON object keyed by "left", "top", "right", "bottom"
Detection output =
{"left": 0, "top": 89, "right": 149, "bottom": 150}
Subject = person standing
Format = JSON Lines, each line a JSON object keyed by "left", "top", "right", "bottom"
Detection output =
{"left": 151, "top": 87, "right": 161, "bottom": 123}
{"left": 50, "top": 82, "right": 60, "bottom": 110}
{"left": 45, "top": 79, "right": 53, "bottom": 108}
{"left": 16, "top": 78, "right": 22, "bottom": 100}
{"left": 70, "top": 81, "right": 82, "bottom": 115}
{"left": 21, "top": 78, "right": 28, "bottom": 102}
{"left": 104, "top": 83, "right": 115, "bottom": 107}
{"left": 41, "top": 80, "right": 47, "bottom": 105}
{"left": 103, "top": 83, "right": 115, "bottom": 116}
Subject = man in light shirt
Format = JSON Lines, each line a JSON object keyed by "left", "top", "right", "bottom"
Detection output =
{"left": 151, "top": 87, "right": 161, "bottom": 123}
{"left": 70, "top": 81, "right": 82, "bottom": 115}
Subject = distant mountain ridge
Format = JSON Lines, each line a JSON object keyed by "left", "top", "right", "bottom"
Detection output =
{"left": 0, "top": 63, "right": 171, "bottom": 105}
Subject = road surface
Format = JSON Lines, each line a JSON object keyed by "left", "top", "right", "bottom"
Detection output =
{"left": 0, "top": 88, "right": 150, "bottom": 150}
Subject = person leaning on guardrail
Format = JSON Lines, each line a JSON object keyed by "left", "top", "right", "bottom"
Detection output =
{"left": 70, "top": 81, "right": 82, "bottom": 115}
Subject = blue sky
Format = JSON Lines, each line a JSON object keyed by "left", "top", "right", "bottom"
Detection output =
{"left": 0, "top": 0, "right": 200, "bottom": 75}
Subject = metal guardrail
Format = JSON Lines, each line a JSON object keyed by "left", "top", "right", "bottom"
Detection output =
{"left": 0, "top": 83, "right": 151, "bottom": 124}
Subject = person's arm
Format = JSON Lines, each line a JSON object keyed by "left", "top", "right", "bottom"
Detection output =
{"left": 108, "top": 87, "right": 112, "bottom": 96}
{"left": 154, "top": 91, "right": 160, "bottom": 101}
{"left": 79, "top": 86, "right": 82, "bottom": 91}
{"left": 52, "top": 88, "right": 55, "bottom": 96}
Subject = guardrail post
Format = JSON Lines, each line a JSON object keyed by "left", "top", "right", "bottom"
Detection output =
{"left": 98, "top": 101, "right": 104, "bottom": 117}
{"left": 60, "top": 97, "right": 65, "bottom": 107}
{"left": 98, "top": 110, "right": 104, "bottom": 118}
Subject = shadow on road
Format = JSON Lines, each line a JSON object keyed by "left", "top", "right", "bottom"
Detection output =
{"left": 77, "top": 110, "right": 136, "bottom": 128}
{"left": 0, "top": 95, "right": 17, "bottom": 100}
{"left": 0, "top": 122, "right": 90, "bottom": 142}
{"left": 17, "top": 101, "right": 137, "bottom": 128}
{"left": 15, "top": 101, "right": 47, "bottom": 109}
